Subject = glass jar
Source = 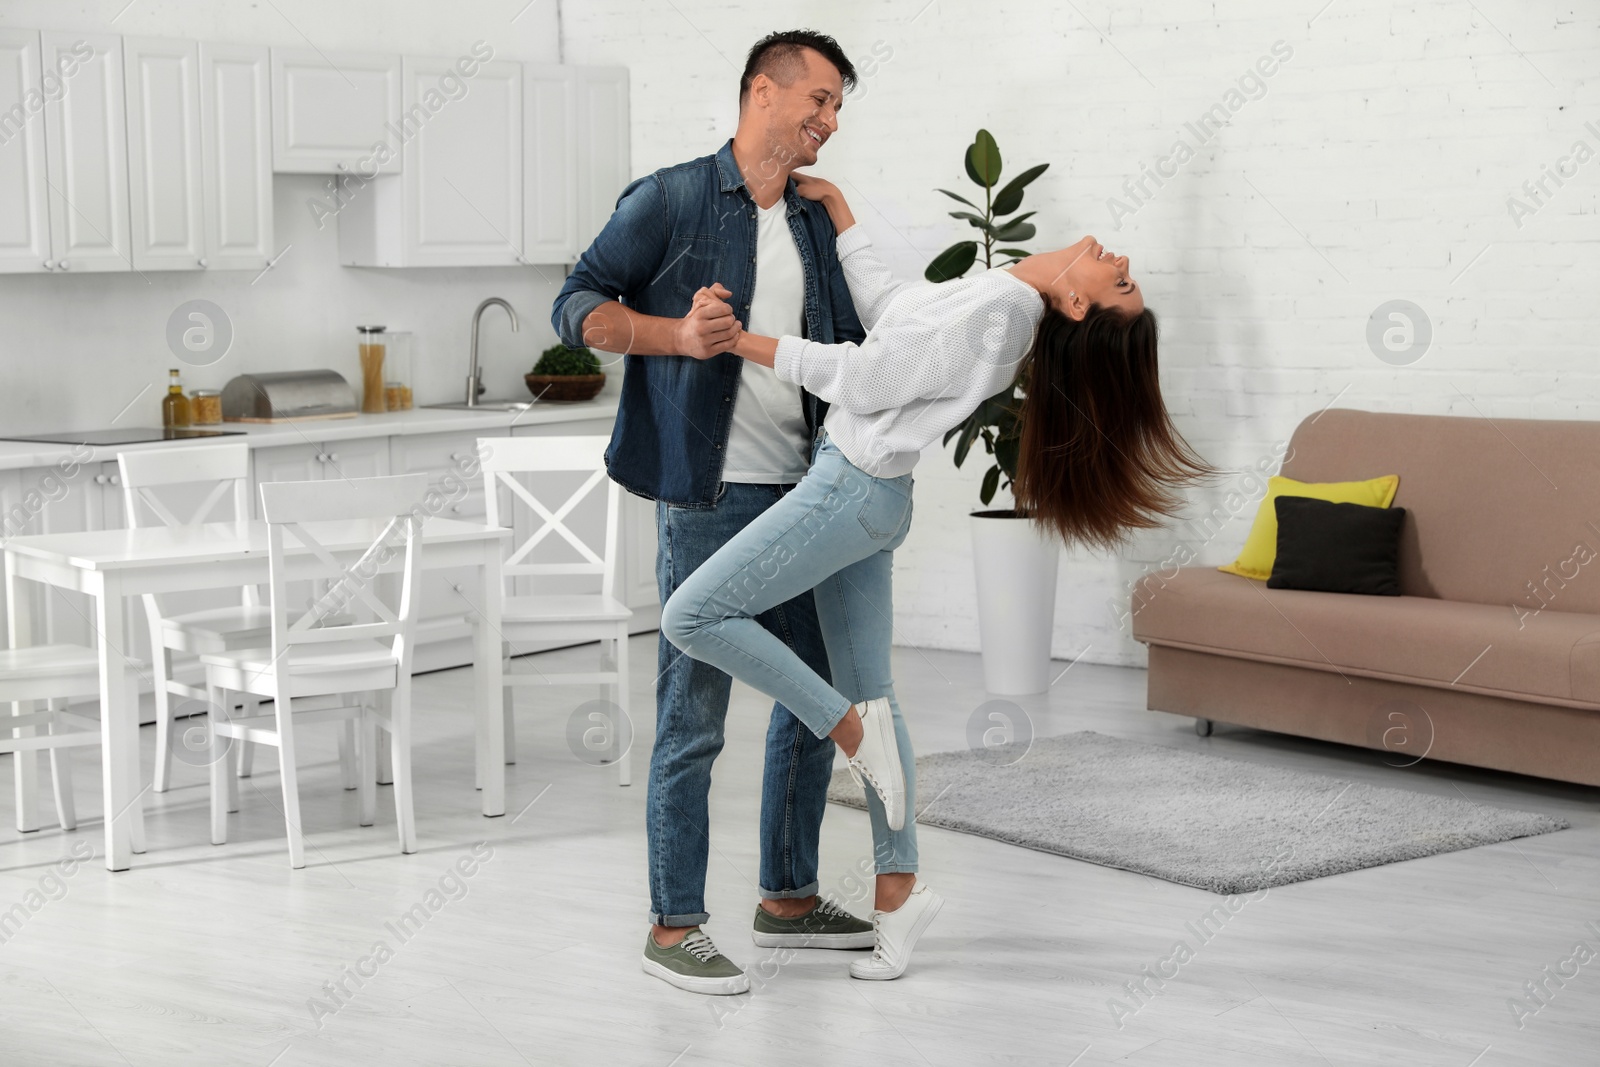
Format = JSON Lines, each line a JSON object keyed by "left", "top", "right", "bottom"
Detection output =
{"left": 189, "top": 389, "right": 222, "bottom": 425}
{"left": 383, "top": 330, "right": 413, "bottom": 410}
{"left": 357, "top": 325, "right": 387, "bottom": 414}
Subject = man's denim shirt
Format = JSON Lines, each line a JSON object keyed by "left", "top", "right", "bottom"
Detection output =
{"left": 551, "top": 140, "right": 865, "bottom": 508}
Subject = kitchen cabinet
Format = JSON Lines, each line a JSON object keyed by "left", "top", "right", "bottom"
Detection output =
{"left": 200, "top": 43, "right": 274, "bottom": 268}
{"left": 573, "top": 67, "right": 630, "bottom": 256}
{"left": 0, "top": 30, "right": 51, "bottom": 272}
{"left": 521, "top": 65, "right": 576, "bottom": 264}
{"left": 124, "top": 37, "right": 274, "bottom": 270}
{"left": 28, "top": 32, "right": 132, "bottom": 273}
{"left": 270, "top": 48, "right": 402, "bottom": 175}
{"left": 340, "top": 62, "right": 627, "bottom": 268}
{"left": 250, "top": 438, "right": 391, "bottom": 507}
{"left": 338, "top": 55, "right": 523, "bottom": 268}
{"left": 123, "top": 37, "right": 204, "bottom": 270}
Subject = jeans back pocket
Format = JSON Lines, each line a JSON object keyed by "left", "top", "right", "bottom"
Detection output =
{"left": 857, "top": 473, "right": 914, "bottom": 540}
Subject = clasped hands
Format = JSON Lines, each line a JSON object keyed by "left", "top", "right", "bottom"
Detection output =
{"left": 675, "top": 283, "right": 743, "bottom": 360}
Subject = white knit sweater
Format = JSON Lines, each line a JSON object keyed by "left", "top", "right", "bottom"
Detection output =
{"left": 773, "top": 226, "right": 1045, "bottom": 477}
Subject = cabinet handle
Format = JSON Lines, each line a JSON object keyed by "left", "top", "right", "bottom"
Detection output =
{"left": 43, "top": 260, "right": 54, "bottom": 270}
{"left": 327, "top": 452, "right": 339, "bottom": 462}
{"left": 94, "top": 474, "right": 108, "bottom": 485}
{"left": 109, "top": 474, "right": 121, "bottom": 486}
{"left": 315, "top": 453, "right": 326, "bottom": 463}
{"left": 197, "top": 257, "right": 208, "bottom": 268}
{"left": 57, "top": 259, "right": 69, "bottom": 270}
{"left": 450, "top": 504, "right": 462, "bottom": 514}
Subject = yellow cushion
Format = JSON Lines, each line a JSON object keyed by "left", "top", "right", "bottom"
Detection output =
{"left": 1218, "top": 474, "right": 1400, "bottom": 581}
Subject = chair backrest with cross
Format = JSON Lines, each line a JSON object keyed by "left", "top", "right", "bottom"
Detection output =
{"left": 479, "top": 436, "right": 621, "bottom": 599}
{"left": 118, "top": 441, "right": 258, "bottom": 609}
{"left": 258, "top": 474, "right": 429, "bottom": 678}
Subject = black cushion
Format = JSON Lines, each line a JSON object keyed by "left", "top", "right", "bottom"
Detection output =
{"left": 1267, "top": 496, "right": 1406, "bottom": 595}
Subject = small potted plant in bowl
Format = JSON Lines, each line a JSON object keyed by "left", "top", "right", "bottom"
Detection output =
{"left": 526, "top": 344, "right": 605, "bottom": 402}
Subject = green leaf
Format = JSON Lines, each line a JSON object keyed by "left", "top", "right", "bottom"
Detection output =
{"left": 947, "top": 211, "right": 996, "bottom": 236}
{"left": 980, "top": 465, "right": 1001, "bottom": 505}
{"left": 942, "top": 425, "right": 964, "bottom": 447}
{"left": 925, "top": 240, "right": 978, "bottom": 282}
{"left": 952, "top": 418, "right": 981, "bottom": 467}
{"left": 998, "top": 210, "right": 1037, "bottom": 228}
{"left": 994, "top": 248, "right": 1033, "bottom": 259}
{"left": 936, "top": 188, "right": 981, "bottom": 210}
{"left": 990, "top": 162, "right": 1049, "bottom": 216}
{"left": 994, "top": 434, "right": 1021, "bottom": 482}
{"left": 991, "top": 220, "right": 1037, "bottom": 244}
{"left": 964, "top": 129, "right": 1002, "bottom": 189}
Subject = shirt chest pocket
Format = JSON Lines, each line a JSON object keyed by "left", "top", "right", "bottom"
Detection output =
{"left": 652, "top": 234, "right": 730, "bottom": 307}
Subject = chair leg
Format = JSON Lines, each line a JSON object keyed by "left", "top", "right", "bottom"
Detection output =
{"left": 503, "top": 685, "right": 516, "bottom": 765}
{"left": 388, "top": 687, "right": 416, "bottom": 854}
{"left": 207, "top": 683, "right": 228, "bottom": 845}
{"left": 46, "top": 700, "right": 77, "bottom": 831}
{"left": 236, "top": 694, "right": 256, "bottom": 778}
{"left": 613, "top": 631, "right": 632, "bottom": 788}
{"left": 358, "top": 700, "right": 377, "bottom": 828}
{"left": 274, "top": 692, "right": 306, "bottom": 869}
{"left": 151, "top": 648, "right": 175, "bottom": 793}
{"left": 376, "top": 725, "right": 393, "bottom": 786}
{"left": 339, "top": 702, "right": 358, "bottom": 791}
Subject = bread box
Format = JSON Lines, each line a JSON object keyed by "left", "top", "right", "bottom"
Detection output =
{"left": 221, "top": 371, "right": 358, "bottom": 423}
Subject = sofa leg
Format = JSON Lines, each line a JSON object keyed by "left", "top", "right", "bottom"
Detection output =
{"left": 1195, "top": 718, "right": 1214, "bottom": 737}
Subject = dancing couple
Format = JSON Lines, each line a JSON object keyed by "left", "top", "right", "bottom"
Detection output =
{"left": 552, "top": 28, "right": 1209, "bottom": 995}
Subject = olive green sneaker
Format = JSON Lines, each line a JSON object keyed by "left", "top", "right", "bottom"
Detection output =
{"left": 752, "top": 898, "right": 875, "bottom": 949}
{"left": 642, "top": 928, "right": 749, "bottom": 995}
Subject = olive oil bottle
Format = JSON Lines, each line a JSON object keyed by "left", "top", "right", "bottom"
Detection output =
{"left": 161, "top": 368, "right": 191, "bottom": 429}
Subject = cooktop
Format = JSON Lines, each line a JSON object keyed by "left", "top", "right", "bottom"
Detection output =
{"left": 0, "top": 428, "right": 246, "bottom": 446}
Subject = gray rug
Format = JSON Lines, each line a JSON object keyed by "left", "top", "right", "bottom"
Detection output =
{"left": 827, "top": 730, "right": 1569, "bottom": 894}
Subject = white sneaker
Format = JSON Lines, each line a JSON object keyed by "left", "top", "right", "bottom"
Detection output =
{"left": 849, "top": 882, "right": 943, "bottom": 981}
{"left": 846, "top": 697, "right": 906, "bottom": 831}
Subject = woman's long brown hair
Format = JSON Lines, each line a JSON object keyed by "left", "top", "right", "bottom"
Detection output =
{"left": 1012, "top": 304, "right": 1217, "bottom": 551}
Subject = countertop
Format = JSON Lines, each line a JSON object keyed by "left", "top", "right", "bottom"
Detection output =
{"left": 0, "top": 397, "right": 620, "bottom": 473}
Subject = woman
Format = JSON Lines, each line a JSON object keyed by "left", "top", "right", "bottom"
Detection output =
{"left": 660, "top": 174, "right": 1213, "bottom": 981}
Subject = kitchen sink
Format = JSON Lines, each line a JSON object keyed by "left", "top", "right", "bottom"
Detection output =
{"left": 423, "top": 399, "right": 534, "bottom": 412}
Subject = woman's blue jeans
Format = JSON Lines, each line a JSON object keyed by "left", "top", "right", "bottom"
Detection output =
{"left": 662, "top": 438, "right": 919, "bottom": 876}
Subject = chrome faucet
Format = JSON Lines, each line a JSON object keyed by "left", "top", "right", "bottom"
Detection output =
{"left": 465, "top": 297, "right": 519, "bottom": 407}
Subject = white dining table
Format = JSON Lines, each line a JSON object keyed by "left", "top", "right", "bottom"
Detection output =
{"left": 4, "top": 516, "right": 510, "bottom": 871}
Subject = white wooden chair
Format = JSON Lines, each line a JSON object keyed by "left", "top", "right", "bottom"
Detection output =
{"left": 476, "top": 436, "right": 632, "bottom": 786}
{"left": 119, "top": 443, "right": 358, "bottom": 794}
{"left": 200, "top": 473, "right": 427, "bottom": 868}
{"left": 1, "top": 644, "right": 133, "bottom": 839}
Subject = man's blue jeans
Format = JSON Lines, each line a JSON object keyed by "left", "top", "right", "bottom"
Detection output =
{"left": 661, "top": 438, "right": 919, "bottom": 880}
{"left": 649, "top": 482, "right": 837, "bottom": 926}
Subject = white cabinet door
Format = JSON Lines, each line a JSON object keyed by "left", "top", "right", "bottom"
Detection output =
{"left": 124, "top": 37, "right": 206, "bottom": 271}
{"left": 402, "top": 56, "right": 522, "bottom": 266}
{"left": 270, "top": 48, "right": 401, "bottom": 174}
{"left": 41, "top": 33, "right": 130, "bottom": 272}
{"left": 200, "top": 42, "right": 273, "bottom": 269}
{"left": 0, "top": 30, "right": 51, "bottom": 273}
{"left": 522, "top": 64, "right": 575, "bottom": 265}
{"left": 317, "top": 436, "right": 390, "bottom": 481}
{"left": 574, "top": 67, "right": 629, "bottom": 255}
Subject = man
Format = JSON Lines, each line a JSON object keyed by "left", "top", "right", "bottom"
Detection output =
{"left": 552, "top": 30, "right": 871, "bottom": 995}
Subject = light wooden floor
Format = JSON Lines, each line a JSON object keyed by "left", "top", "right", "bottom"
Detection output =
{"left": 2, "top": 637, "right": 1596, "bottom": 1066}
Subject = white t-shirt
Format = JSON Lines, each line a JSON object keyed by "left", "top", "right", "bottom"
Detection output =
{"left": 721, "top": 199, "right": 811, "bottom": 484}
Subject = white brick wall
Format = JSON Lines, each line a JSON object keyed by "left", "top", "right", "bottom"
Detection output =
{"left": 561, "top": 0, "right": 1599, "bottom": 666}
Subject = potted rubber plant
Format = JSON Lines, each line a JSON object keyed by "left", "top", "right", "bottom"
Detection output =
{"left": 527, "top": 343, "right": 605, "bottom": 402}
{"left": 927, "top": 129, "right": 1059, "bottom": 695}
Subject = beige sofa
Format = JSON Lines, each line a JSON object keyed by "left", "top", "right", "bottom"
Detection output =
{"left": 1132, "top": 409, "right": 1600, "bottom": 787}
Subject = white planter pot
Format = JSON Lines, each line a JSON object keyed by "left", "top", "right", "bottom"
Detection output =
{"left": 970, "top": 511, "right": 1060, "bottom": 695}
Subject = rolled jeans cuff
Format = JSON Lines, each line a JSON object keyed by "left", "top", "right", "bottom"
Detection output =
{"left": 651, "top": 910, "right": 711, "bottom": 927}
{"left": 875, "top": 863, "right": 918, "bottom": 875}
{"left": 759, "top": 879, "right": 820, "bottom": 900}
